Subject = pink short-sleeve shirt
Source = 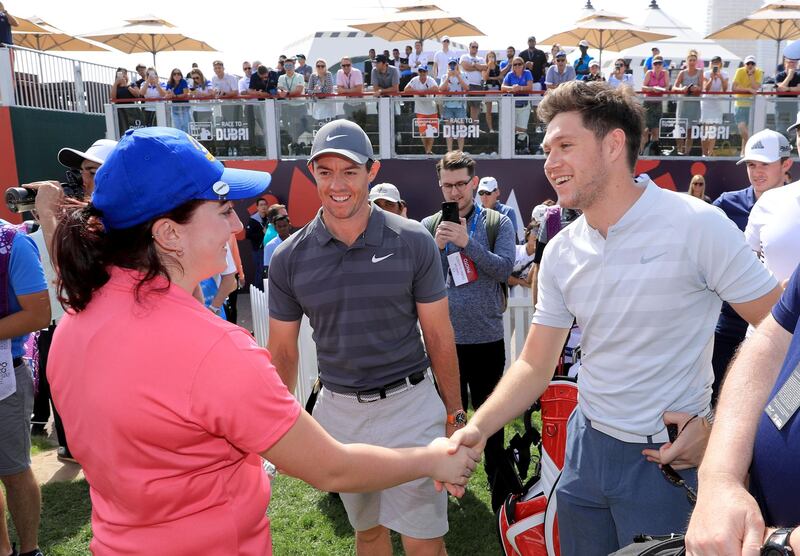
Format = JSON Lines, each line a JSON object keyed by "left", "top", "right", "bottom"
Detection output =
{"left": 49, "top": 268, "right": 301, "bottom": 555}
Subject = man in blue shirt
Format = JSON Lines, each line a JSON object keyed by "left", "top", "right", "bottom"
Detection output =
{"left": 573, "top": 40, "right": 593, "bottom": 79}
{"left": 710, "top": 130, "right": 790, "bottom": 400}
{"left": 686, "top": 263, "right": 800, "bottom": 554}
{"left": 477, "top": 176, "right": 519, "bottom": 238}
{"left": 0, "top": 222, "right": 50, "bottom": 556}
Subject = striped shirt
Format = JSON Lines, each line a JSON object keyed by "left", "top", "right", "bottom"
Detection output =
{"left": 268, "top": 206, "right": 445, "bottom": 392}
{"left": 533, "top": 180, "right": 776, "bottom": 437}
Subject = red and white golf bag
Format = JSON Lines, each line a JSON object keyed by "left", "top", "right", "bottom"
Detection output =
{"left": 497, "top": 376, "right": 579, "bottom": 556}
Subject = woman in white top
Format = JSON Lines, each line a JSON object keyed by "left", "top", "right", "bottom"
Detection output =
{"left": 701, "top": 55, "right": 729, "bottom": 156}
{"left": 188, "top": 69, "right": 215, "bottom": 145}
{"left": 306, "top": 58, "right": 335, "bottom": 122}
{"left": 141, "top": 68, "right": 167, "bottom": 127}
{"left": 607, "top": 58, "right": 634, "bottom": 89}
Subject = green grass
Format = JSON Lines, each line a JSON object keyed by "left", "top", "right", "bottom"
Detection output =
{"left": 10, "top": 415, "right": 540, "bottom": 555}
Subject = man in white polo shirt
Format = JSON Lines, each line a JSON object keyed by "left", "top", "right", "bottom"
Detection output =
{"left": 446, "top": 81, "right": 781, "bottom": 556}
{"left": 745, "top": 131, "right": 800, "bottom": 286}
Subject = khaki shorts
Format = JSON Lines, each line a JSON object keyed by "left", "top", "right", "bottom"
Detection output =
{"left": 0, "top": 362, "right": 33, "bottom": 476}
{"left": 313, "top": 372, "right": 448, "bottom": 538}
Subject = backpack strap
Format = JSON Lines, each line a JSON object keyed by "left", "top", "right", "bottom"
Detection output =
{"left": 0, "top": 225, "right": 20, "bottom": 318}
{"left": 483, "top": 208, "right": 508, "bottom": 311}
{"left": 424, "top": 211, "right": 443, "bottom": 238}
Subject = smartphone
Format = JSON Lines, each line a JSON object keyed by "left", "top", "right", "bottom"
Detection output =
{"left": 116, "top": 71, "right": 124, "bottom": 79}
{"left": 441, "top": 202, "right": 460, "bottom": 224}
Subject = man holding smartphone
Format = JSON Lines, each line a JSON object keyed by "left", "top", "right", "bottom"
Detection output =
{"left": 422, "top": 151, "right": 516, "bottom": 512}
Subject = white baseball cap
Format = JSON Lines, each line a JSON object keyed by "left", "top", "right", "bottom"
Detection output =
{"left": 578, "top": 39, "right": 589, "bottom": 47}
{"left": 737, "top": 129, "right": 792, "bottom": 165}
{"left": 789, "top": 111, "right": 800, "bottom": 132}
{"left": 369, "top": 182, "right": 401, "bottom": 203}
{"left": 477, "top": 176, "right": 498, "bottom": 193}
{"left": 589, "top": 59, "right": 600, "bottom": 68}
{"left": 531, "top": 204, "right": 549, "bottom": 224}
{"left": 58, "top": 139, "right": 118, "bottom": 169}
{"left": 743, "top": 55, "right": 756, "bottom": 65}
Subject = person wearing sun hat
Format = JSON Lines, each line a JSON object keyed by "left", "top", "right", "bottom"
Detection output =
{"left": 45, "top": 126, "right": 476, "bottom": 556}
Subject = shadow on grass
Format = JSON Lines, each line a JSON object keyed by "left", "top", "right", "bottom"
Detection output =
{"left": 6, "top": 479, "right": 93, "bottom": 555}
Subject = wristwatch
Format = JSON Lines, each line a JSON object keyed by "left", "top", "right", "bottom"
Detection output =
{"left": 447, "top": 410, "right": 467, "bottom": 428}
{"left": 761, "top": 528, "right": 796, "bottom": 556}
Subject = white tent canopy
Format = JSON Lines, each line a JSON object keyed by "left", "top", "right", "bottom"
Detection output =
{"left": 620, "top": 0, "right": 741, "bottom": 64}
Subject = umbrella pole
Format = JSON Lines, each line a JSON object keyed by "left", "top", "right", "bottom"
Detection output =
{"left": 776, "top": 20, "right": 783, "bottom": 73}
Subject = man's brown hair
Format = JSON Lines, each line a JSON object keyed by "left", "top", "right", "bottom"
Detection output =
{"left": 537, "top": 80, "right": 645, "bottom": 172}
{"left": 436, "top": 150, "right": 476, "bottom": 179}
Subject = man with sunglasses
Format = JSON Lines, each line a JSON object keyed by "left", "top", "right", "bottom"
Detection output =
{"left": 422, "top": 151, "right": 515, "bottom": 512}
{"left": 336, "top": 56, "right": 365, "bottom": 125}
{"left": 545, "top": 50, "right": 577, "bottom": 90}
{"left": 477, "top": 176, "right": 519, "bottom": 238}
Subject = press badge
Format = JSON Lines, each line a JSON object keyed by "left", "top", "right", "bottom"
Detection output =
{"left": 764, "top": 362, "right": 800, "bottom": 430}
{"left": 447, "top": 252, "right": 478, "bottom": 286}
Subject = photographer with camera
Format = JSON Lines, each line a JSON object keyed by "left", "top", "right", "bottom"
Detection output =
{"left": 15, "top": 139, "right": 117, "bottom": 467}
{"left": 111, "top": 68, "right": 142, "bottom": 135}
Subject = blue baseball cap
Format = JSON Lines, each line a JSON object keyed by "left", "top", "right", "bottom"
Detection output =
{"left": 93, "top": 127, "right": 271, "bottom": 230}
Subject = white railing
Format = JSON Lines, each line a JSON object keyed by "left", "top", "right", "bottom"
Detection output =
{"left": 249, "top": 281, "right": 319, "bottom": 404}
{"left": 0, "top": 45, "right": 122, "bottom": 114}
{"left": 250, "top": 284, "right": 534, "bottom": 403}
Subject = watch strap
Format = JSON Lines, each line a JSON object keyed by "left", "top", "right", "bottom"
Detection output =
{"left": 762, "top": 527, "right": 796, "bottom": 556}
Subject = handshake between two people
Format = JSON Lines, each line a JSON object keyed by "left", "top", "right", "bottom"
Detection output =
{"left": 433, "top": 425, "right": 487, "bottom": 497}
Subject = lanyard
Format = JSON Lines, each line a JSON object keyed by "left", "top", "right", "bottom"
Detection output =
{"left": 445, "top": 203, "right": 480, "bottom": 255}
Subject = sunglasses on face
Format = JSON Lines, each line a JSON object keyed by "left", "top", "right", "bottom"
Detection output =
{"left": 654, "top": 61, "right": 663, "bottom": 65}
{"left": 615, "top": 64, "right": 624, "bottom": 68}
{"left": 512, "top": 63, "right": 523, "bottom": 67}
{"left": 244, "top": 67, "right": 251, "bottom": 71}
{"left": 172, "top": 72, "right": 182, "bottom": 76}
{"left": 341, "top": 63, "right": 351, "bottom": 67}
{"left": 556, "top": 58, "right": 566, "bottom": 62}
{"left": 478, "top": 190, "right": 494, "bottom": 196}
{"left": 746, "top": 62, "right": 756, "bottom": 66}
{"left": 193, "top": 76, "right": 202, "bottom": 81}
{"left": 316, "top": 64, "right": 326, "bottom": 68}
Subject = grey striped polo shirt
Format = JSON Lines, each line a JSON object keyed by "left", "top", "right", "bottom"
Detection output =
{"left": 269, "top": 206, "right": 446, "bottom": 392}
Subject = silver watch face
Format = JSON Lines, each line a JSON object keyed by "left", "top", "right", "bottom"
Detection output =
{"left": 455, "top": 411, "right": 467, "bottom": 425}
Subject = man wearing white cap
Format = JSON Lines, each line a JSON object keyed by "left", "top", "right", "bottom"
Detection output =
{"left": 710, "top": 129, "right": 790, "bottom": 401}
{"left": 545, "top": 50, "right": 576, "bottom": 90}
{"left": 582, "top": 59, "right": 605, "bottom": 83}
{"left": 732, "top": 55, "right": 763, "bottom": 154}
{"left": 433, "top": 36, "right": 453, "bottom": 81}
{"left": 27, "top": 138, "right": 118, "bottom": 465}
{"left": 744, "top": 132, "right": 800, "bottom": 287}
{"left": 574, "top": 39, "right": 593, "bottom": 79}
{"left": 368, "top": 182, "right": 404, "bottom": 216}
{"left": 477, "top": 177, "right": 518, "bottom": 237}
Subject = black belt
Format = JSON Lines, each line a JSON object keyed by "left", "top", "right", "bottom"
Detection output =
{"left": 12, "top": 356, "right": 23, "bottom": 367}
{"left": 338, "top": 370, "right": 428, "bottom": 403}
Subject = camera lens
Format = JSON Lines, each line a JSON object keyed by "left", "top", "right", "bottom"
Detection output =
{"left": 5, "top": 187, "right": 36, "bottom": 214}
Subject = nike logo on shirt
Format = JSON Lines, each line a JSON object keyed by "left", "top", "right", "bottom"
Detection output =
{"left": 372, "top": 253, "right": 394, "bottom": 263}
{"left": 640, "top": 252, "right": 667, "bottom": 264}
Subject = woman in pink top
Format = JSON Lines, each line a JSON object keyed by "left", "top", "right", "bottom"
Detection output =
{"left": 47, "top": 127, "right": 478, "bottom": 555}
{"left": 641, "top": 55, "right": 670, "bottom": 154}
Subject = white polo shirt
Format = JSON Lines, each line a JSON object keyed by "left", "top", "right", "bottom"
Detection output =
{"left": 533, "top": 180, "right": 776, "bottom": 438}
{"left": 408, "top": 51, "right": 429, "bottom": 72}
{"left": 459, "top": 54, "right": 485, "bottom": 86}
{"left": 745, "top": 181, "right": 800, "bottom": 284}
{"left": 433, "top": 49, "right": 452, "bottom": 79}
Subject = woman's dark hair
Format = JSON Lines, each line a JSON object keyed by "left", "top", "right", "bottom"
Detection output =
{"left": 167, "top": 67, "right": 183, "bottom": 89}
{"left": 53, "top": 199, "right": 205, "bottom": 313}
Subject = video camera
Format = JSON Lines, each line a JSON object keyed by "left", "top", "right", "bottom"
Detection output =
{"left": 5, "top": 168, "right": 85, "bottom": 214}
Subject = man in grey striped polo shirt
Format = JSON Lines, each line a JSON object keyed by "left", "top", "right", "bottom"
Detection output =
{"left": 448, "top": 81, "right": 782, "bottom": 556}
{"left": 267, "top": 119, "right": 463, "bottom": 556}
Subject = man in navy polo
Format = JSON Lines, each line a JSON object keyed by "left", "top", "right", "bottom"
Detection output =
{"left": 687, "top": 262, "right": 800, "bottom": 554}
{"left": 711, "top": 129, "right": 790, "bottom": 400}
{"left": 267, "top": 120, "right": 464, "bottom": 556}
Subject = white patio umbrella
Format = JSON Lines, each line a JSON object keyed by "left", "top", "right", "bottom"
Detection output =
{"left": 706, "top": 0, "right": 800, "bottom": 69}
{"left": 81, "top": 15, "right": 216, "bottom": 67}
{"left": 542, "top": 11, "right": 673, "bottom": 65}
{"left": 13, "top": 16, "right": 109, "bottom": 52}
{"left": 348, "top": 4, "right": 484, "bottom": 43}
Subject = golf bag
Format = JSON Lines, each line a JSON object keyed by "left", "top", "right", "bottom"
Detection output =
{"left": 497, "top": 376, "right": 579, "bottom": 556}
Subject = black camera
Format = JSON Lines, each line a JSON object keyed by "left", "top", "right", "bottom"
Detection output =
{"left": 5, "top": 169, "right": 85, "bottom": 214}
